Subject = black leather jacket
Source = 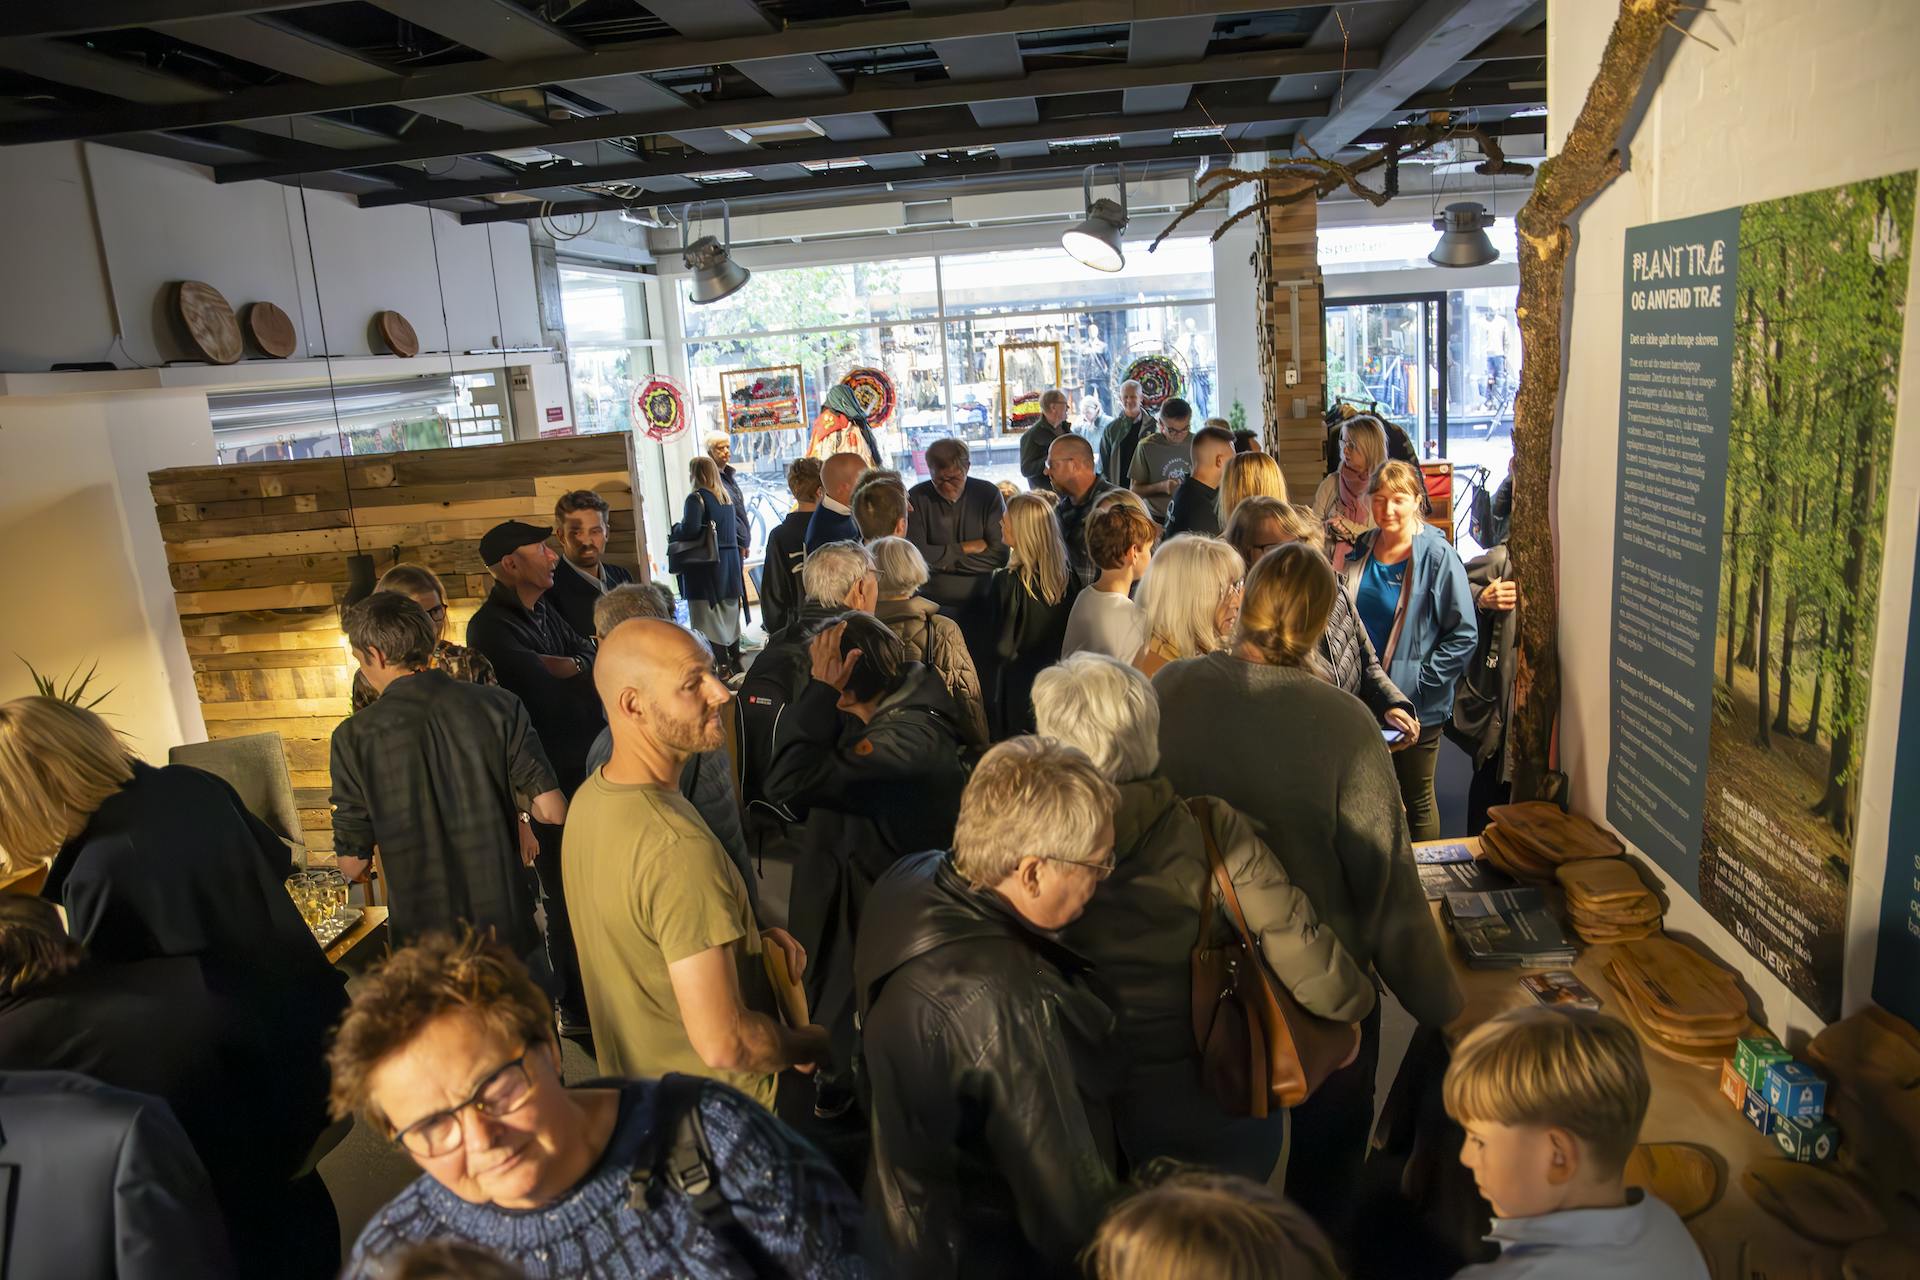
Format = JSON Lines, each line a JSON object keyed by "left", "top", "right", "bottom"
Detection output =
{"left": 855, "top": 851, "right": 1118, "bottom": 1279}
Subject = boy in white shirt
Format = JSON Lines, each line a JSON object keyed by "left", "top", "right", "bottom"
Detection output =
{"left": 1061, "top": 500, "right": 1158, "bottom": 660}
{"left": 1444, "top": 1007, "right": 1709, "bottom": 1279}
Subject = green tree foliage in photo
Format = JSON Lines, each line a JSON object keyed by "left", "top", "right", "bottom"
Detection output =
{"left": 1717, "top": 172, "right": 1914, "bottom": 842}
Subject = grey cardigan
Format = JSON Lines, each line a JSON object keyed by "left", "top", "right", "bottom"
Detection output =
{"left": 1153, "top": 652, "right": 1464, "bottom": 1029}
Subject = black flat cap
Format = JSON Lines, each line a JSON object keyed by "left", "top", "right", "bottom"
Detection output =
{"left": 479, "top": 520, "right": 553, "bottom": 566}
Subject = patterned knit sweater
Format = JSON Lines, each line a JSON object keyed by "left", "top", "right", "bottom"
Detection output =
{"left": 344, "top": 1079, "right": 868, "bottom": 1279}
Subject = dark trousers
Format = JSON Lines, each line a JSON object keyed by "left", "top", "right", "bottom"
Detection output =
{"left": 1465, "top": 748, "right": 1511, "bottom": 835}
{"left": 1285, "top": 998, "right": 1382, "bottom": 1238}
{"left": 1393, "top": 725, "right": 1444, "bottom": 841}
{"left": 529, "top": 817, "right": 586, "bottom": 1019}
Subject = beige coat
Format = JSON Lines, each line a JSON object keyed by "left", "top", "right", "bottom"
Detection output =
{"left": 875, "top": 595, "right": 990, "bottom": 746}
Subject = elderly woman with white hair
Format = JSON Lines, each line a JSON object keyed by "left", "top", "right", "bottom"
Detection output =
{"left": 1132, "top": 534, "right": 1246, "bottom": 676}
{"left": 1032, "top": 654, "right": 1374, "bottom": 1185}
{"left": 868, "top": 536, "right": 989, "bottom": 745}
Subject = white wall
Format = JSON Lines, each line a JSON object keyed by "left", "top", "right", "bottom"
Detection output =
{"left": 1550, "top": 0, "right": 1920, "bottom": 1037}
{"left": 0, "top": 390, "right": 214, "bottom": 754}
{"left": 0, "top": 143, "right": 541, "bottom": 372}
{"left": 1211, "top": 220, "right": 1261, "bottom": 427}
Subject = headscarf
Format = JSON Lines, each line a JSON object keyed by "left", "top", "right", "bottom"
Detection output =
{"left": 807, "top": 381, "right": 880, "bottom": 466}
{"left": 823, "top": 382, "right": 869, "bottom": 424}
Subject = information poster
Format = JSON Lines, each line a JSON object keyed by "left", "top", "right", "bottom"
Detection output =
{"left": 1609, "top": 174, "right": 1915, "bottom": 1019}
{"left": 1872, "top": 531, "right": 1920, "bottom": 1027}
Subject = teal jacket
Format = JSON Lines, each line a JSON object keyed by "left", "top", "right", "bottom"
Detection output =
{"left": 1342, "top": 525, "right": 1478, "bottom": 728}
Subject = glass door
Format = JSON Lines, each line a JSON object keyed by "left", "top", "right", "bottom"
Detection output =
{"left": 1325, "top": 293, "right": 1446, "bottom": 457}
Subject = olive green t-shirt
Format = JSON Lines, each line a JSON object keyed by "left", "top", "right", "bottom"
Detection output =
{"left": 561, "top": 769, "right": 777, "bottom": 1107}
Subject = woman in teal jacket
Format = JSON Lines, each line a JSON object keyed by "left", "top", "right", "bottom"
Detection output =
{"left": 1341, "top": 460, "right": 1478, "bottom": 839}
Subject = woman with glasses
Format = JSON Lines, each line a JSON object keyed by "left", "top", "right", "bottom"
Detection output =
{"left": 1225, "top": 498, "right": 1419, "bottom": 746}
{"left": 333, "top": 932, "right": 866, "bottom": 1280}
{"left": 1152, "top": 545, "right": 1461, "bottom": 1241}
{"left": 1032, "top": 653, "right": 1373, "bottom": 1185}
{"left": 350, "top": 563, "right": 497, "bottom": 712}
{"left": 855, "top": 737, "right": 1123, "bottom": 1278}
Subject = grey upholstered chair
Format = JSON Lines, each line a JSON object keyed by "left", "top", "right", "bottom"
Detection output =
{"left": 168, "top": 731, "right": 309, "bottom": 864}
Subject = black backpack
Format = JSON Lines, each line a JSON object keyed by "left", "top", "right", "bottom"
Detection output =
{"left": 626, "top": 1074, "right": 784, "bottom": 1277}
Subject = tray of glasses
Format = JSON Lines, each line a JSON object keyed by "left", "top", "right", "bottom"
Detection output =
{"left": 313, "top": 907, "right": 364, "bottom": 950}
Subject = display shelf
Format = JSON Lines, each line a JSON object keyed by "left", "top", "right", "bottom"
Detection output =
{"left": 0, "top": 350, "right": 562, "bottom": 400}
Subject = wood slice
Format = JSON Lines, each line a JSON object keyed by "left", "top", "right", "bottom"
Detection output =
{"left": 245, "top": 301, "right": 296, "bottom": 358}
{"left": 1607, "top": 973, "right": 1739, "bottom": 1069}
{"left": 175, "top": 281, "right": 243, "bottom": 365}
{"left": 1808, "top": 1007, "right": 1920, "bottom": 1091}
{"left": 1558, "top": 858, "right": 1651, "bottom": 902}
{"left": 1743, "top": 1162, "right": 1887, "bottom": 1246}
{"left": 1624, "top": 1142, "right": 1721, "bottom": 1220}
{"left": 1490, "top": 801, "right": 1625, "bottom": 860}
{"left": 376, "top": 309, "right": 419, "bottom": 357}
{"left": 1481, "top": 824, "right": 1557, "bottom": 883}
{"left": 1610, "top": 937, "right": 1746, "bottom": 1024}
{"left": 1604, "top": 963, "right": 1746, "bottom": 1044}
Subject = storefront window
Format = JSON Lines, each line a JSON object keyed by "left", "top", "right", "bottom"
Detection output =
{"left": 561, "top": 266, "right": 663, "bottom": 437}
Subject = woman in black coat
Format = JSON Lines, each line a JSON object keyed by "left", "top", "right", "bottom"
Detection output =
{"left": 988, "top": 491, "right": 1077, "bottom": 736}
{"left": 0, "top": 696, "right": 349, "bottom": 1276}
{"left": 677, "top": 454, "right": 747, "bottom": 674}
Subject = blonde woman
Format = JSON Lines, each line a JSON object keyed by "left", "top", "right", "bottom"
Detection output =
{"left": 1311, "top": 413, "right": 1389, "bottom": 569}
{"left": 988, "top": 491, "right": 1076, "bottom": 734}
{"left": 869, "top": 536, "right": 991, "bottom": 745}
{"left": 1132, "top": 534, "right": 1246, "bottom": 677}
{"left": 1343, "top": 460, "right": 1477, "bottom": 840}
{"left": 1152, "top": 544, "right": 1463, "bottom": 1228}
{"left": 678, "top": 454, "right": 745, "bottom": 673}
{"left": 1217, "top": 450, "right": 1289, "bottom": 528}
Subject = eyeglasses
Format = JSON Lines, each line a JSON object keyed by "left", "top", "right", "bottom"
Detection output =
{"left": 425, "top": 604, "right": 448, "bottom": 621}
{"left": 1042, "top": 855, "right": 1115, "bottom": 881}
{"left": 390, "top": 1050, "right": 537, "bottom": 1157}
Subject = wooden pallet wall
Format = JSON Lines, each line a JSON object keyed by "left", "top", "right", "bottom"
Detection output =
{"left": 1254, "top": 191, "right": 1330, "bottom": 499}
{"left": 150, "top": 435, "right": 645, "bottom": 859}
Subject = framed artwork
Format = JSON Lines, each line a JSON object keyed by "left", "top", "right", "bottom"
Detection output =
{"left": 719, "top": 364, "right": 806, "bottom": 434}
{"left": 997, "top": 340, "right": 1062, "bottom": 436}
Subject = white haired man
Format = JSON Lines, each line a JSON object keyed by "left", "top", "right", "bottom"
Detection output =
{"left": 856, "top": 737, "right": 1122, "bottom": 1277}
{"left": 1098, "top": 379, "right": 1152, "bottom": 488}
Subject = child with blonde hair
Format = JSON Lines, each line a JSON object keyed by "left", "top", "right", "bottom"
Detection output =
{"left": 1443, "top": 1007, "right": 1707, "bottom": 1278}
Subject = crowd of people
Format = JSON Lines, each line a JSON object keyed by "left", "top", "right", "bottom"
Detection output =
{"left": 0, "top": 395, "right": 1715, "bottom": 1280}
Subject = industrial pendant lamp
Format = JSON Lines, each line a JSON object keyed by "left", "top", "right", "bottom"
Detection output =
{"left": 1429, "top": 201, "right": 1499, "bottom": 268}
{"left": 1062, "top": 165, "right": 1129, "bottom": 272}
{"left": 682, "top": 201, "right": 751, "bottom": 304}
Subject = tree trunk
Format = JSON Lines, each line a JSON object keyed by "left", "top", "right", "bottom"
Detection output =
{"left": 1507, "top": 0, "right": 1683, "bottom": 802}
{"left": 1813, "top": 432, "right": 1875, "bottom": 835}
{"left": 1772, "top": 490, "right": 1804, "bottom": 734}
{"left": 1737, "top": 571, "right": 1762, "bottom": 667}
{"left": 1801, "top": 607, "right": 1829, "bottom": 743}
{"left": 1723, "top": 493, "right": 1743, "bottom": 688}
{"left": 1754, "top": 553, "right": 1773, "bottom": 749}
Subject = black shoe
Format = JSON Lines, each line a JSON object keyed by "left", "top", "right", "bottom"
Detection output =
{"left": 555, "top": 1004, "right": 591, "bottom": 1039}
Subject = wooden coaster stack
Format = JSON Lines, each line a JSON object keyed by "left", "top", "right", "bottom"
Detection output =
{"left": 1603, "top": 936, "right": 1751, "bottom": 1069}
{"left": 1480, "top": 801, "right": 1626, "bottom": 885}
{"left": 1557, "top": 857, "right": 1663, "bottom": 944}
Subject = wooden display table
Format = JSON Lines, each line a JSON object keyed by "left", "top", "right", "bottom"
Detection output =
{"left": 1420, "top": 837, "right": 1848, "bottom": 1276}
{"left": 325, "top": 905, "right": 387, "bottom": 966}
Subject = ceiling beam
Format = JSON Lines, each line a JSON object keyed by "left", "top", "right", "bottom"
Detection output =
{"left": 0, "top": 2, "right": 332, "bottom": 41}
{"left": 1296, "top": 0, "right": 1539, "bottom": 156}
{"left": 0, "top": 0, "right": 1371, "bottom": 147}
{"left": 153, "top": 15, "right": 400, "bottom": 85}
{"left": 459, "top": 137, "right": 1230, "bottom": 225}
{"left": 355, "top": 92, "right": 1335, "bottom": 207}
{"left": 363, "top": 0, "right": 586, "bottom": 61}
{"left": 210, "top": 46, "right": 1377, "bottom": 184}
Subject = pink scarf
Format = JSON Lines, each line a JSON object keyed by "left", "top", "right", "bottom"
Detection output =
{"left": 1335, "top": 465, "right": 1370, "bottom": 522}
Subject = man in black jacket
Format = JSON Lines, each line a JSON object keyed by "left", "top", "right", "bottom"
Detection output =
{"left": 906, "top": 437, "right": 1008, "bottom": 613}
{"left": 545, "top": 489, "right": 634, "bottom": 640}
{"left": 760, "top": 457, "right": 821, "bottom": 636}
{"left": 856, "top": 737, "right": 1121, "bottom": 1279}
{"left": 464, "top": 518, "right": 603, "bottom": 1033}
{"left": 1046, "top": 433, "right": 1119, "bottom": 586}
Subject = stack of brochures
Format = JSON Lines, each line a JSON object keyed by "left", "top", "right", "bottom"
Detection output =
{"left": 1443, "top": 887, "right": 1580, "bottom": 969}
{"left": 1419, "top": 859, "right": 1519, "bottom": 900}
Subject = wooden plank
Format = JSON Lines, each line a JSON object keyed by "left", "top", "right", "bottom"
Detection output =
{"left": 159, "top": 509, "right": 353, "bottom": 542}
{"left": 348, "top": 439, "right": 628, "bottom": 489}
{"left": 207, "top": 716, "right": 343, "bottom": 739}
{"left": 171, "top": 551, "right": 360, "bottom": 591}
{"left": 194, "top": 667, "right": 350, "bottom": 703}
{"left": 175, "top": 583, "right": 340, "bottom": 615}
{"left": 185, "top": 630, "right": 345, "bottom": 656}
{"left": 288, "top": 762, "right": 331, "bottom": 784}
{"left": 165, "top": 528, "right": 362, "bottom": 563}
{"left": 192, "top": 649, "right": 350, "bottom": 673}
{"left": 180, "top": 608, "right": 340, "bottom": 638}
{"left": 347, "top": 497, "right": 557, "bottom": 526}
{"left": 350, "top": 479, "right": 538, "bottom": 508}
{"left": 150, "top": 468, "right": 345, "bottom": 504}
{"left": 292, "top": 788, "right": 330, "bottom": 810}
{"left": 535, "top": 471, "right": 635, "bottom": 498}
{"left": 201, "top": 695, "right": 349, "bottom": 720}
{"left": 297, "top": 807, "right": 329, "bottom": 830}
{"left": 156, "top": 491, "right": 347, "bottom": 523}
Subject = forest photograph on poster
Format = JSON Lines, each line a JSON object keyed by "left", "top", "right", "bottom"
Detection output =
{"left": 1701, "top": 171, "right": 1915, "bottom": 1019}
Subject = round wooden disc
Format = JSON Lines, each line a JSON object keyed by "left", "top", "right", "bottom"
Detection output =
{"left": 244, "top": 301, "right": 296, "bottom": 359}
{"left": 175, "top": 281, "right": 243, "bottom": 365}
{"left": 376, "top": 309, "right": 420, "bottom": 358}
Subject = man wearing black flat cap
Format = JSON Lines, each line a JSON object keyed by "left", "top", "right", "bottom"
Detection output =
{"left": 464, "top": 519, "right": 604, "bottom": 1035}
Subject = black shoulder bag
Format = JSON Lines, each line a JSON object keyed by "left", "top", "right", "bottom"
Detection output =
{"left": 627, "top": 1074, "right": 783, "bottom": 1278}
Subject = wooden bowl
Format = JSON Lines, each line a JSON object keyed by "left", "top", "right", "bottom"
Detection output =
{"left": 375, "top": 309, "right": 419, "bottom": 358}
{"left": 174, "top": 281, "right": 243, "bottom": 365}
{"left": 244, "top": 301, "right": 297, "bottom": 358}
